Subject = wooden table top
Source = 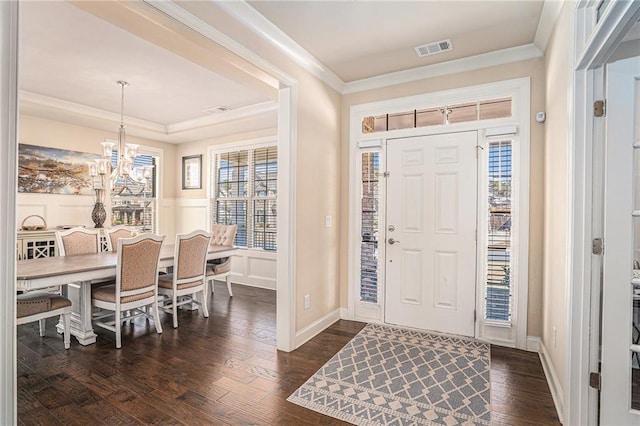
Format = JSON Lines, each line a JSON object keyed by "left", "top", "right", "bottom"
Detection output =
{"left": 16, "top": 244, "right": 236, "bottom": 281}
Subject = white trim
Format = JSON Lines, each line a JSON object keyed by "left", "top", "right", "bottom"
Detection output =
{"left": 540, "top": 341, "right": 565, "bottom": 424}
{"left": 294, "top": 308, "right": 341, "bottom": 348}
{"left": 484, "top": 125, "right": 518, "bottom": 138}
{"left": 166, "top": 101, "right": 277, "bottom": 133}
{"left": 534, "top": 0, "right": 565, "bottom": 54}
{"left": 526, "top": 335, "right": 541, "bottom": 353}
{"left": 567, "top": 2, "right": 640, "bottom": 425}
{"left": 0, "top": 1, "right": 18, "bottom": 423}
{"left": 339, "top": 307, "right": 352, "bottom": 320}
{"left": 213, "top": 0, "right": 344, "bottom": 94}
{"left": 348, "top": 77, "right": 530, "bottom": 350}
{"left": 343, "top": 44, "right": 542, "bottom": 95}
{"left": 145, "top": 1, "right": 296, "bottom": 88}
{"left": 276, "top": 85, "right": 297, "bottom": 352}
{"left": 576, "top": 1, "right": 640, "bottom": 69}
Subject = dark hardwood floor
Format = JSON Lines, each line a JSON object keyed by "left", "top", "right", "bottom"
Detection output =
{"left": 17, "top": 283, "right": 560, "bottom": 425}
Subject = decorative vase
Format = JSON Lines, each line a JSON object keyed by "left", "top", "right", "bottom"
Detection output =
{"left": 91, "top": 202, "right": 107, "bottom": 228}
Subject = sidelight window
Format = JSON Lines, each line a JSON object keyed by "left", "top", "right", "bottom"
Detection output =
{"left": 484, "top": 140, "right": 513, "bottom": 322}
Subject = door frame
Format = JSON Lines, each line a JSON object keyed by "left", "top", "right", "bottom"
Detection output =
{"left": 347, "top": 77, "right": 531, "bottom": 349}
{"left": 567, "top": 2, "right": 640, "bottom": 425}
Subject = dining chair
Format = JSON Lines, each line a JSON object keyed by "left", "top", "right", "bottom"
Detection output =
{"left": 104, "top": 226, "right": 135, "bottom": 252}
{"left": 16, "top": 292, "right": 71, "bottom": 349}
{"left": 206, "top": 224, "right": 237, "bottom": 297}
{"left": 56, "top": 226, "right": 115, "bottom": 290}
{"left": 91, "top": 233, "right": 164, "bottom": 348}
{"left": 158, "top": 230, "right": 211, "bottom": 328}
{"left": 55, "top": 227, "right": 101, "bottom": 256}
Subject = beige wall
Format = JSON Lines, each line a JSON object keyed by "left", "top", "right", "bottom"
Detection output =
{"left": 18, "top": 114, "right": 177, "bottom": 229}
{"left": 541, "top": 2, "right": 572, "bottom": 402}
{"left": 341, "top": 57, "right": 546, "bottom": 338}
{"left": 177, "top": 2, "right": 343, "bottom": 332}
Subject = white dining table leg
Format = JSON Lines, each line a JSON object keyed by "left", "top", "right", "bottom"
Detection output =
{"left": 56, "top": 281, "right": 97, "bottom": 345}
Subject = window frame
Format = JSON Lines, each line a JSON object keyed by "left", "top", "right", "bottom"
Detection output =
{"left": 209, "top": 138, "right": 278, "bottom": 251}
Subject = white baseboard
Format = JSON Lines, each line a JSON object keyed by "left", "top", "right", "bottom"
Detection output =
{"left": 339, "top": 307, "right": 353, "bottom": 320}
{"left": 539, "top": 341, "right": 565, "bottom": 424}
{"left": 526, "top": 335, "right": 541, "bottom": 352}
{"left": 294, "top": 308, "right": 341, "bottom": 349}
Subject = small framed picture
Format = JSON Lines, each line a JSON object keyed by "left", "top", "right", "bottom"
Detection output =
{"left": 182, "top": 155, "right": 202, "bottom": 190}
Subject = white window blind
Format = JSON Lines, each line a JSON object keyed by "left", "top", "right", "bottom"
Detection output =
{"left": 212, "top": 146, "right": 277, "bottom": 250}
{"left": 485, "top": 140, "right": 512, "bottom": 321}
{"left": 360, "top": 152, "right": 380, "bottom": 303}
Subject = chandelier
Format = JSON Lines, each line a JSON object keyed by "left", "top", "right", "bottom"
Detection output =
{"left": 87, "top": 81, "right": 153, "bottom": 196}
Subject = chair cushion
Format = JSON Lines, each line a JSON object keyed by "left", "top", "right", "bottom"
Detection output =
{"left": 16, "top": 292, "right": 71, "bottom": 318}
{"left": 211, "top": 225, "right": 237, "bottom": 246}
{"left": 158, "top": 274, "right": 204, "bottom": 290}
{"left": 206, "top": 257, "right": 231, "bottom": 275}
{"left": 91, "top": 285, "right": 154, "bottom": 304}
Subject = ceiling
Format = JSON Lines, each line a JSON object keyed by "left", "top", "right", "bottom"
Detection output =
{"left": 19, "top": 1, "right": 547, "bottom": 144}
{"left": 248, "top": 0, "right": 545, "bottom": 82}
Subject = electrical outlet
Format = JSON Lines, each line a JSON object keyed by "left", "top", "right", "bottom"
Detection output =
{"left": 304, "top": 294, "right": 310, "bottom": 310}
{"left": 553, "top": 326, "right": 557, "bottom": 349}
{"left": 325, "top": 215, "right": 332, "bottom": 228}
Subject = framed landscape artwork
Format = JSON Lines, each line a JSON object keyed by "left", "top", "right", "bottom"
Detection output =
{"left": 18, "top": 143, "right": 100, "bottom": 195}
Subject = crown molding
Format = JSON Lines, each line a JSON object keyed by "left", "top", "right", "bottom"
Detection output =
{"left": 19, "top": 91, "right": 165, "bottom": 133}
{"left": 19, "top": 91, "right": 278, "bottom": 143}
{"left": 213, "top": 0, "right": 344, "bottom": 93}
{"left": 534, "top": 0, "right": 565, "bottom": 54}
{"left": 342, "top": 44, "right": 543, "bottom": 94}
{"left": 166, "top": 101, "right": 277, "bottom": 133}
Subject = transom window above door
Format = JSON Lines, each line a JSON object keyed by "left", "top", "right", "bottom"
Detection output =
{"left": 362, "top": 97, "right": 512, "bottom": 134}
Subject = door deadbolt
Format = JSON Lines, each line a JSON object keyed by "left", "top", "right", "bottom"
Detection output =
{"left": 388, "top": 225, "right": 395, "bottom": 232}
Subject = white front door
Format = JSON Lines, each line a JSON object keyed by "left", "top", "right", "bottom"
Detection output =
{"left": 600, "top": 55, "right": 640, "bottom": 424}
{"left": 384, "top": 132, "right": 478, "bottom": 337}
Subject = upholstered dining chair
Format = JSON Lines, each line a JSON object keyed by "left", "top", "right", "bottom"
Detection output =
{"left": 158, "top": 230, "right": 211, "bottom": 328}
{"left": 91, "top": 233, "right": 164, "bottom": 348}
{"left": 104, "top": 226, "right": 135, "bottom": 252}
{"left": 55, "top": 227, "right": 101, "bottom": 256}
{"left": 16, "top": 292, "right": 71, "bottom": 349}
{"left": 206, "top": 224, "right": 237, "bottom": 297}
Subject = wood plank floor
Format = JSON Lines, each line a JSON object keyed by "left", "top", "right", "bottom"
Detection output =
{"left": 17, "top": 283, "right": 560, "bottom": 425}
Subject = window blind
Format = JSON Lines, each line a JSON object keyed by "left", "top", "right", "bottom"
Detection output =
{"left": 485, "top": 141, "right": 512, "bottom": 321}
{"left": 360, "top": 152, "right": 380, "bottom": 303}
{"left": 213, "top": 146, "right": 277, "bottom": 250}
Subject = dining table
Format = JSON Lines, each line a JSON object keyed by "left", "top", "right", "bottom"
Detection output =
{"left": 16, "top": 243, "right": 237, "bottom": 345}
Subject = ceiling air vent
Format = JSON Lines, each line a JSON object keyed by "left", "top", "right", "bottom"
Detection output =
{"left": 414, "top": 39, "right": 453, "bottom": 57}
{"left": 203, "top": 106, "right": 230, "bottom": 114}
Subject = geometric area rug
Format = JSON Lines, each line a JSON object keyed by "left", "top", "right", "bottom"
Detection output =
{"left": 287, "top": 323, "right": 490, "bottom": 425}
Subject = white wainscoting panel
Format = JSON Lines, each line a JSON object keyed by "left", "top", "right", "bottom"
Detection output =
{"left": 228, "top": 249, "right": 277, "bottom": 290}
{"left": 175, "top": 198, "right": 208, "bottom": 235}
{"left": 159, "top": 198, "right": 176, "bottom": 242}
{"left": 18, "top": 194, "right": 94, "bottom": 229}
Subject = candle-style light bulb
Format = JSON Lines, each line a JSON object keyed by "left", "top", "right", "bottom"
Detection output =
{"left": 87, "top": 161, "right": 97, "bottom": 177}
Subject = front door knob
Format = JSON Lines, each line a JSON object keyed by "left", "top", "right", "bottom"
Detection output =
{"left": 388, "top": 238, "right": 400, "bottom": 245}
